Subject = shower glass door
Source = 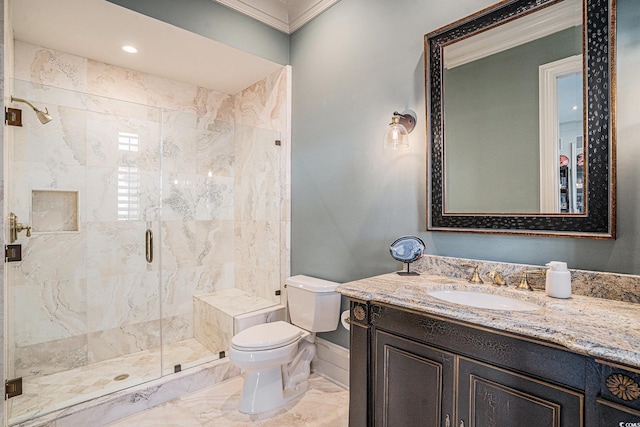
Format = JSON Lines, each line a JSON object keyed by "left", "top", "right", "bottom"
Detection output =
{"left": 158, "top": 117, "right": 283, "bottom": 374}
{"left": 5, "top": 79, "right": 163, "bottom": 425}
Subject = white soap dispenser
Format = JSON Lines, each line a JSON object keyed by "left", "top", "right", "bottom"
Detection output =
{"left": 545, "top": 261, "right": 572, "bottom": 299}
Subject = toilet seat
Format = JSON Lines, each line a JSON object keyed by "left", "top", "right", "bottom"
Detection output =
{"left": 231, "top": 321, "right": 303, "bottom": 351}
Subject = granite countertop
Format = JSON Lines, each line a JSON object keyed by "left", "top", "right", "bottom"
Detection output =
{"left": 337, "top": 272, "right": 640, "bottom": 369}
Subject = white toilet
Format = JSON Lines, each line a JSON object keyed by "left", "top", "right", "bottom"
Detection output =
{"left": 229, "top": 275, "right": 341, "bottom": 414}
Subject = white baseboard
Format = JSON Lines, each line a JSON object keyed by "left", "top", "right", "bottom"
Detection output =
{"left": 311, "top": 337, "right": 349, "bottom": 389}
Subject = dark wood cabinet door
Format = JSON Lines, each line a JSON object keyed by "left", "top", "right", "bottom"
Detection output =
{"left": 596, "top": 399, "right": 640, "bottom": 424}
{"left": 375, "top": 330, "right": 455, "bottom": 427}
{"left": 457, "top": 357, "right": 584, "bottom": 427}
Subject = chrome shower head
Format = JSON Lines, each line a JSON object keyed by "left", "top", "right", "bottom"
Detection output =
{"left": 10, "top": 96, "right": 53, "bottom": 124}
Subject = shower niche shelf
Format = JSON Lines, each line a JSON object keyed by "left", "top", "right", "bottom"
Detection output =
{"left": 32, "top": 190, "right": 79, "bottom": 233}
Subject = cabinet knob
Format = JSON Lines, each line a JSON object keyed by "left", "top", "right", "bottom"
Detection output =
{"left": 445, "top": 414, "right": 450, "bottom": 427}
{"left": 459, "top": 421, "right": 465, "bottom": 427}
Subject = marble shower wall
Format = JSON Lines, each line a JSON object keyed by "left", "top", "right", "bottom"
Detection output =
{"left": 8, "top": 41, "right": 290, "bottom": 378}
{"left": 234, "top": 67, "right": 291, "bottom": 303}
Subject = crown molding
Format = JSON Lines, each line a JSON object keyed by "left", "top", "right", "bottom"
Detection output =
{"left": 213, "top": 0, "right": 340, "bottom": 34}
{"left": 444, "top": 0, "right": 581, "bottom": 69}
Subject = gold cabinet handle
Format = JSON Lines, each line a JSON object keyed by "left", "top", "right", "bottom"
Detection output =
{"left": 145, "top": 229, "right": 153, "bottom": 263}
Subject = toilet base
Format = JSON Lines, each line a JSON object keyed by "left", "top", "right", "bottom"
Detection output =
{"left": 238, "top": 366, "right": 309, "bottom": 414}
{"left": 236, "top": 341, "right": 316, "bottom": 415}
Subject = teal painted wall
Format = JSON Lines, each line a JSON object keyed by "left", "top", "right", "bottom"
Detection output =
{"left": 107, "top": 0, "right": 289, "bottom": 65}
{"left": 290, "top": 0, "right": 640, "bottom": 348}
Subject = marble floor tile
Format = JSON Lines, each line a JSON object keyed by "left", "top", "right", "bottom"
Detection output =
{"left": 107, "top": 374, "right": 349, "bottom": 426}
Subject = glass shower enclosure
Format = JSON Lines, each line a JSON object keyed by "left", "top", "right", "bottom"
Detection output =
{"left": 5, "top": 79, "right": 282, "bottom": 424}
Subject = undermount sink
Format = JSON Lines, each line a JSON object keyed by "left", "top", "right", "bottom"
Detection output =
{"left": 427, "top": 290, "right": 540, "bottom": 311}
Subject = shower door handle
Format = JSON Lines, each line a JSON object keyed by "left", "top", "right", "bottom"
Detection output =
{"left": 145, "top": 229, "right": 153, "bottom": 263}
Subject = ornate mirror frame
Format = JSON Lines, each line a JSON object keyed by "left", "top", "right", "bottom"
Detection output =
{"left": 426, "top": 0, "right": 616, "bottom": 238}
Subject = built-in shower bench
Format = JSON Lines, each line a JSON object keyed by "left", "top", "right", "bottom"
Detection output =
{"left": 194, "top": 289, "right": 285, "bottom": 356}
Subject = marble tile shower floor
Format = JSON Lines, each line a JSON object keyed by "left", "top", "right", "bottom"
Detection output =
{"left": 106, "top": 374, "right": 349, "bottom": 426}
{"left": 8, "top": 338, "right": 215, "bottom": 424}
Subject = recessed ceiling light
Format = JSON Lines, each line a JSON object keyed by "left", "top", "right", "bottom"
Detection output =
{"left": 122, "top": 45, "right": 138, "bottom": 54}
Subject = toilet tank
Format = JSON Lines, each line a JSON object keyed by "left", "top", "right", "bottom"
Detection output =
{"left": 285, "top": 275, "right": 341, "bottom": 332}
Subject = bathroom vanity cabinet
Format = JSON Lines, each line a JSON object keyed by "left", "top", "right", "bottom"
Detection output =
{"left": 348, "top": 300, "right": 640, "bottom": 426}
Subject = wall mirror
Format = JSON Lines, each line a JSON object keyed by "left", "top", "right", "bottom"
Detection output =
{"left": 425, "top": 0, "right": 616, "bottom": 238}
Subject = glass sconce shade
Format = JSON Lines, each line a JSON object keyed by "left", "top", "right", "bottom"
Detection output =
{"left": 383, "top": 111, "right": 416, "bottom": 149}
{"left": 383, "top": 118, "right": 409, "bottom": 149}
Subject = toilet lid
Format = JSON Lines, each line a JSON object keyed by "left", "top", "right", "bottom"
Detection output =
{"left": 231, "top": 321, "right": 303, "bottom": 351}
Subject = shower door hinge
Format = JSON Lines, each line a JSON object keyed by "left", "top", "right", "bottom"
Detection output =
{"left": 5, "top": 108, "right": 23, "bottom": 127}
{"left": 5, "top": 244, "right": 22, "bottom": 262}
{"left": 5, "top": 377, "right": 22, "bottom": 400}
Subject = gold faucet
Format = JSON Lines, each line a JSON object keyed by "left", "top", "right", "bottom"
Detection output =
{"left": 462, "top": 264, "right": 483, "bottom": 284}
{"left": 516, "top": 270, "right": 545, "bottom": 291}
{"left": 488, "top": 270, "right": 507, "bottom": 286}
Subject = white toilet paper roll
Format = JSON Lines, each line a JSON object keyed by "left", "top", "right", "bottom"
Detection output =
{"left": 340, "top": 310, "right": 350, "bottom": 330}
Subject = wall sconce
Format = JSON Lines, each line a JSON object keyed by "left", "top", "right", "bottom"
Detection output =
{"left": 383, "top": 111, "right": 416, "bottom": 149}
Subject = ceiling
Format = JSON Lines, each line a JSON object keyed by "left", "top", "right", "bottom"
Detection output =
{"left": 10, "top": 0, "right": 287, "bottom": 94}
{"left": 213, "top": 0, "right": 340, "bottom": 34}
